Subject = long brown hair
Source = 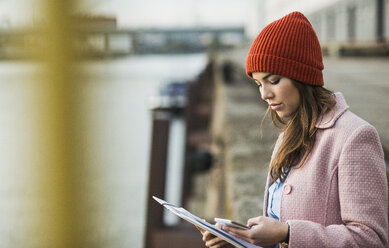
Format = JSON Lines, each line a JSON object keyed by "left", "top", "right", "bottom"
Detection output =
{"left": 263, "top": 81, "right": 336, "bottom": 182}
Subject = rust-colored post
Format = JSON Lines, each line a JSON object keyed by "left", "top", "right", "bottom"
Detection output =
{"left": 144, "top": 110, "right": 171, "bottom": 248}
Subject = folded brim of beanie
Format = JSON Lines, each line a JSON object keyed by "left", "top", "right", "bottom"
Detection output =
{"left": 246, "top": 53, "right": 324, "bottom": 86}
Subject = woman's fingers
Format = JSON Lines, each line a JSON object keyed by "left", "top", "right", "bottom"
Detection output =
{"left": 199, "top": 223, "right": 234, "bottom": 248}
{"left": 202, "top": 231, "right": 216, "bottom": 242}
{"left": 205, "top": 236, "right": 229, "bottom": 248}
{"left": 225, "top": 216, "right": 289, "bottom": 247}
{"left": 223, "top": 226, "right": 248, "bottom": 236}
{"left": 208, "top": 241, "right": 231, "bottom": 248}
{"left": 247, "top": 216, "right": 263, "bottom": 227}
{"left": 222, "top": 225, "right": 255, "bottom": 244}
{"left": 202, "top": 231, "right": 230, "bottom": 248}
{"left": 195, "top": 225, "right": 206, "bottom": 234}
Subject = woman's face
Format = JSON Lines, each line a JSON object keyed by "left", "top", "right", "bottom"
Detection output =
{"left": 252, "top": 72, "right": 301, "bottom": 119}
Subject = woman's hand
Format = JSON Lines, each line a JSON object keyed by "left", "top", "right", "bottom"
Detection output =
{"left": 196, "top": 223, "right": 234, "bottom": 248}
{"left": 222, "top": 216, "right": 288, "bottom": 247}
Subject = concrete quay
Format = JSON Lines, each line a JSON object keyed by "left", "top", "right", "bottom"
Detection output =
{"left": 323, "top": 57, "right": 389, "bottom": 156}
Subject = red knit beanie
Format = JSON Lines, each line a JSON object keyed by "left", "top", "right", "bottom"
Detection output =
{"left": 246, "top": 11, "right": 324, "bottom": 86}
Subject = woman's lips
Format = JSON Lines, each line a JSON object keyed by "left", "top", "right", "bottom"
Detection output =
{"left": 270, "top": 103, "right": 282, "bottom": 111}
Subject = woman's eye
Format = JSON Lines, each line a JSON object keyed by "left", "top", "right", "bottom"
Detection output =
{"left": 270, "top": 78, "right": 280, "bottom": 84}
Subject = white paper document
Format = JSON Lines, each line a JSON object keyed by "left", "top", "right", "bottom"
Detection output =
{"left": 152, "top": 196, "right": 261, "bottom": 248}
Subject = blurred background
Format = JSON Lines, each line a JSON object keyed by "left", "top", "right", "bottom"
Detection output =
{"left": 0, "top": 0, "right": 388, "bottom": 248}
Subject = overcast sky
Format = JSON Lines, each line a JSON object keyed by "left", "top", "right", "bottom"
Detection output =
{"left": 0, "top": 0, "right": 250, "bottom": 28}
{"left": 86, "top": 0, "right": 250, "bottom": 28}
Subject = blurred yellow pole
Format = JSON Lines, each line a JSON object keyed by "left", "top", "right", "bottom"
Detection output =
{"left": 36, "top": 0, "right": 79, "bottom": 247}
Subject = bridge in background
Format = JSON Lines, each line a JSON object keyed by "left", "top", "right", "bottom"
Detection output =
{"left": 0, "top": 26, "right": 247, "bottom": 58}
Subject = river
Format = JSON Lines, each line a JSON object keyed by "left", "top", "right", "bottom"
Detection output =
{"left": 0, "top": 53, "right": 207, "bottom": 248}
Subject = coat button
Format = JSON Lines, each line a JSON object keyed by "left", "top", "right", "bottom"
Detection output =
{"left": 283, "top": 184, "right": 292, "bottom": 194}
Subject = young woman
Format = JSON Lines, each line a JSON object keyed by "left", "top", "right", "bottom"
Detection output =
{"left": 199, "top": 12, "right": 388, "bottom": 247}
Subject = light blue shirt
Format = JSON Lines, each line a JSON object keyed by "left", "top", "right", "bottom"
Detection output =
{"left": 267, "top": 172, "right": 289, "bottom": 220}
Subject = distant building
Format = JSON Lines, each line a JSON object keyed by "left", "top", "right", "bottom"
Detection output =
{"left": 247, "top": 0, "right": 389, "bottom": 52}
{"left": 308, "top": 0, "right": 387, "bottom": 45}
{"left": 75, "top": 14, "right": 117, "bottom": 30}
{"left": 74, "top": 14, "right": 132, "bottom": 55}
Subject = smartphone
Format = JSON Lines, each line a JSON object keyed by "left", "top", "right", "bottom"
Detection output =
{"left": 214, "top": 217, "right": 249, "bottom": 230}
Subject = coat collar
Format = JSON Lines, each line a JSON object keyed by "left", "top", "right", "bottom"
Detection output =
{"left": 315, "top": 92, "right": 349, "bottom": 129}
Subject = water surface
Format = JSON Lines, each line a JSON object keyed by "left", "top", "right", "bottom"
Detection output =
{"left": 0, "top": 53, "right": 207, "bottom": 248}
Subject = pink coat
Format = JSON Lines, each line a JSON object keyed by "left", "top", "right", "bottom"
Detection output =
{"left": 264, "top": 93, "right": 388, "bottom": 247}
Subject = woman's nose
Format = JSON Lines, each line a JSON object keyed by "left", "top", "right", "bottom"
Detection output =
{"left": 260, "top": 85, "right": 273, "bottom": 101}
